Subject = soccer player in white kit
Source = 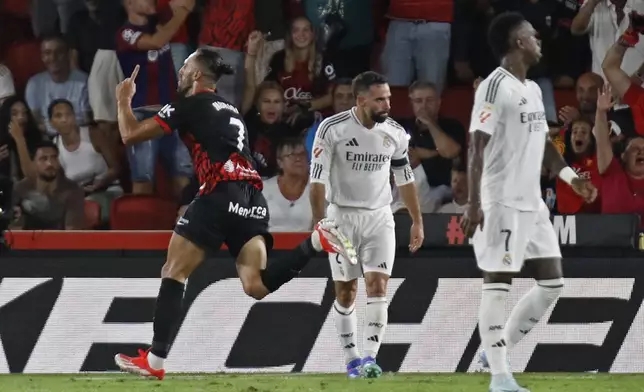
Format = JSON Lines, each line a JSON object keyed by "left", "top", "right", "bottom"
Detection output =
{"left": 461, "top": 12, "right": 598, "bottom": 392}
{"left": 309, "top": 71, "right": 424, "bottom": 379}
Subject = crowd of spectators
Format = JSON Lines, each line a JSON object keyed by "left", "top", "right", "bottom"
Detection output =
{"left": 1, "top": 0, "right": 644, "bottom": 232}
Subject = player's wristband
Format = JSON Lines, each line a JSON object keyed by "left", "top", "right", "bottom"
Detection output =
{"left": 558, "top": 167, "right": 578, "bottom": 185}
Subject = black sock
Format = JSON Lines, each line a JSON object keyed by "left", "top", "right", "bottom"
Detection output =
{"left": 150, "top": 278, "right": 185, "bottom": 358}
{"left": 260, "top": 237, "right": 317, "bottom": 293}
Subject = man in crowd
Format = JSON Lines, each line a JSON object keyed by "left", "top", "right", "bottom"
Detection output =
{"left": 11, "top": 142, "right": 85, "bottom": 230}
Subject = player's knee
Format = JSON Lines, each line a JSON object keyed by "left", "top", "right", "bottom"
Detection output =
{"left": 241, "top": 276, "right": 268, "bottom": 300}
{"left": 536, "top": 277, "right": 564, "bottom": 303}
{"left": 161, "top": 260, "right": 189, "bottom": 282}
{"left": 364, "top": 273, "right": 388, "bottom": 298}
{"left": 335, "top": 280, "right": 358, "bottom": 308}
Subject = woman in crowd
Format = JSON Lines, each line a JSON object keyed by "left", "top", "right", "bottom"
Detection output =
{"left": 243, "top": 81, "right": 300, "bottom": 178}
{"left": 0, "top": 96, "right": 43, "bottom": 180}
{"left": 244, "top": 17, "right": 336, "bottom": 132}
{"left": 48, "top": 99, "right": 122, "bottom": 223}
{"left": 262, "top": 138, "right": 312, "bottom": 232}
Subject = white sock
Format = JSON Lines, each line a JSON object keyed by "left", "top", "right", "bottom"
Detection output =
{"left": 363, "top": 296, "right": 388, "bottom": 359}
{"left": 311, "top": 230, "right": 322, "bottom": 252}
{"left": 503, "top": 278, "right": 564, "bottom": 349}
{"left": 333, "top": 300, "right": 360, "bottom": 364}
{"left": 479, "top": 283, "right": 511, "bottom": 376}
{"left": 147, "top": 351, "right": 165, "bottom": 370}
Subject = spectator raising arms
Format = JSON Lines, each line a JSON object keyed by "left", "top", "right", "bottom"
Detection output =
{"left": 247, "top": 17, "right": 337, "bottom": 128}
{"left": 49, "top": 99, "right": 122, "bottom": 223}
{"left": 116, "top": 0, "right": 195, "bottom": 196}
{"left": 595, "top": 84, "right": 644, "bottom": 219}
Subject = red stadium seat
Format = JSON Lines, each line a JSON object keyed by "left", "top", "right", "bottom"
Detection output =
{"left": 110, "top": 195, "right": 178, "bottom": 230}
{"left": 2, "top": 0, "right": 31, "bottom": 18}
{"left": 84, "top": 200, "right": 101, "bottom": 229}
{"left": 3, "top": 41, "right": 45, "bottom": 94}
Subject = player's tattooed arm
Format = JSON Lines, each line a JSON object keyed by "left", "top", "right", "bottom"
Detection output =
{"left": 467, "top": 130, "right": 490, "bottom": 208}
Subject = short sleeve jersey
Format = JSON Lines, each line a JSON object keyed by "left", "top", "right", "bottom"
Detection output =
{"left": 154, "top": 91, "right": 262, "bottom": 194}
{"left": 469, "top": 67, "right": 548, "bottom": 212}
{"left": 309, "top": 108, "right": 411, "bottom": 209}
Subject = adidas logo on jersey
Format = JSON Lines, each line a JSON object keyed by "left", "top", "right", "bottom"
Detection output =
{"left": 345, "top": 138, "right": 359, "bottom": 147}
{"left": 519, "top": 97, "right": 527, "bottom": 106}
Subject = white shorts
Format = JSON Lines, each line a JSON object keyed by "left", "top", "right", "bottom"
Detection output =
{"left": 327, "top": 205, "right": 396, "bottom": 282}
{"left": 88, "top": 50, "right": 124, "bottom": 122}
{"left": 472, "top": 201, "right": 561, "bottom": 273}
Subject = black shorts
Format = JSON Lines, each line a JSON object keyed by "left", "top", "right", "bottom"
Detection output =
{"left": 174, "top": 181, "right": 273, "bottom": 257}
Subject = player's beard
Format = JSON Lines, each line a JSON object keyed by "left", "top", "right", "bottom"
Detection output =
{"left": 371, "top": 111, "right": 388, "bottom": 124}
{"left": 177, "top": 85, "right": 191, "bottom": 98}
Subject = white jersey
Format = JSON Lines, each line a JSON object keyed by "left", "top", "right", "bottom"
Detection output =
{"left": 310, "top": 108, "right": 411, "bottom": 209}
{"left": 469, "top": 67, "right": 548, "bottom": 212}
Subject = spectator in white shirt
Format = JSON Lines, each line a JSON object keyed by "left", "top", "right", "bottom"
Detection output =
{"left": 438, "top": 161, "right": 468, "bottom": 214}
{"left": 0, "top": 64, "right": 16, "bottom": 106}
{"left": 262, "top": 138, "right": 312, "bottom": 232}
{"left": 571, "top": 0, "right": 644, "bottom": 78}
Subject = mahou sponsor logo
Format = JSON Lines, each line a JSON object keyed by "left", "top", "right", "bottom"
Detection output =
{"left": 2, "top": 273, "right": 644, "bottom": 374}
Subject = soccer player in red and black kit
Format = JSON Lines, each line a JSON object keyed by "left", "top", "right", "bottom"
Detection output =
{"left": 113, "top": 48, "right": 358, "bottom": 379}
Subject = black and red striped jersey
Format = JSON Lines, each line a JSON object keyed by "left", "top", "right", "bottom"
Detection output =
{"left": 154, "top": 90, "right": 262, "bottom": 195}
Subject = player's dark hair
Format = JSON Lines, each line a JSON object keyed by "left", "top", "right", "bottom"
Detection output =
{"left": 40, "top": 32, "right": 69, "bottom": 50}
{"left": 47, "top": 98, "right": 74, "bottom": 119}
{"left": 487, "top": 11, "right": 526, "bottom": 60}
{"left": 351, "top": 71, "right": 388, "bottom": 97}
{"left": 195, "top": 48, "right": 235, "bottom": 82}
{"left": 31, "top": 141, "right": 59, "bottom": 159}
{"left": 408, "top": 80, "right": 438, "bottom": 94}
{"left": 331, "top": 78, "right": 353, "bottom": 96}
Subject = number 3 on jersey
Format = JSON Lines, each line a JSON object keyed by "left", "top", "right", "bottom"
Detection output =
{"left": 229, "top": 117, "right": 246, "bottom": 151}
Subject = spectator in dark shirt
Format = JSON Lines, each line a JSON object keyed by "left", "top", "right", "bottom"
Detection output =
{"left": 11, "top": 141, "right": 86, "bottom": 230}
{"left": 399, "top": 81, "right": 465, "bottom": 188}
{"left": 256, "top": 17, "right": 336, "bottom": 124}
{"left": 116, "top": 0, "right": 194, "bottom": 196}
{"left": 0, "top": 97, "right": 43, "bottom": 180}
{"left": 243, "top": 81, "right": 299, "bottom": 178}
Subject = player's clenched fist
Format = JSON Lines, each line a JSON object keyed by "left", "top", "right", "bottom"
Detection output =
{"left": 116, "top": 65, "right": 140, "bottom": 102}
{"left": 571, "top": 178, "right": 598, "bottom": 204}
{"left": 461, "top": 205, "right": 484, "bottom": 238}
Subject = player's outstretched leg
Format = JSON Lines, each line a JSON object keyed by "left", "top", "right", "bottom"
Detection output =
{"left": 236, "top": 218, "right": 357, "bottom": 299}
{"left": 333, "top": 281, "right": 362, "bottom": 378}
{"left": 115, "top": 233, "right": 206, "bottom": 380}
{"left": 361, "top": 272, "right": 389, "bottom": 379}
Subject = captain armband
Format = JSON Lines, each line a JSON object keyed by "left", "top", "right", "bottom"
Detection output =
{"left": 391, "top": 157, "right": 415, "bottom": 186}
